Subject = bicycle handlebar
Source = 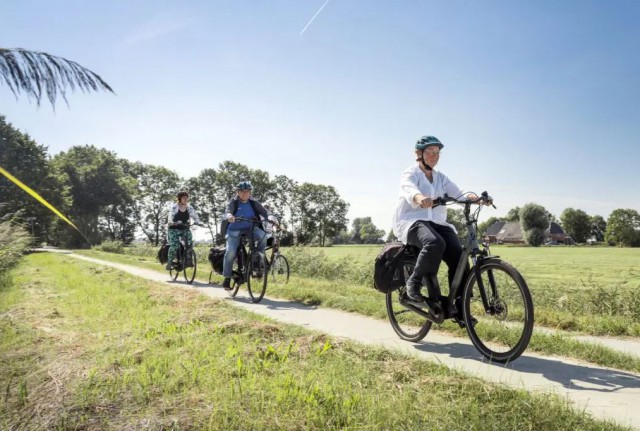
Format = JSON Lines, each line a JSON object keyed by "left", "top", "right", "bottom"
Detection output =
{"left": 432, "top": 191, "right": 496, "bottom": 209}
{"left": 168, "top": 221, "right": 201, "bottom": 227}
{"left": 232, "top": 216, "right": 263, "bottom": 224}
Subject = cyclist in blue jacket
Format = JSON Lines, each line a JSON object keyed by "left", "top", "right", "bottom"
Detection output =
{"left": 221, "top": 181, "right": 269, "bottom": 289}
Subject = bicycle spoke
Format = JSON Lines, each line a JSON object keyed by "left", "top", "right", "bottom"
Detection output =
{"left": 385, "top": 258, "right": 432, "bottom": 342}
{"left": 248, "top": 252, "right": 268, "bottom": 303}
{"left": 270, "top": 254, "right": 290, "bottom": 284}
{"left": 183, "top": 248, "right": 197, "bottom": 284}
{"left": 463, "top": 260, "right": 534, "bottom": 363}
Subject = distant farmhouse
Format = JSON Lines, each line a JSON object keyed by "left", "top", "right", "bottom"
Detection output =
{"left": 483, "top": 221, "right": 572, "bottom": 245}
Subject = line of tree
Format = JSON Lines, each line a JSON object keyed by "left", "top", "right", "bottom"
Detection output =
{"left": 1, "top": 115, "right": 351, "bottom": 248}
{"left": 3, "top": 113, "right": 639, "bottom": 248}
{"left": 475, "top": 204, "right": 640, "bottom": 247}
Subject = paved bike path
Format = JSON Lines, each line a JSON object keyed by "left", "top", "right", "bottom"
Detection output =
{"left": 46, "top": 251, "right": 640, "bottom": 429}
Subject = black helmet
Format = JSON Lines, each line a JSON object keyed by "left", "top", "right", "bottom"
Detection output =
{"left": 415, "top": 136, "right": 443, "bottom": 150}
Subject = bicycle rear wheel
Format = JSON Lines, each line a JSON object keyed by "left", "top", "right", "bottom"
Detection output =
{"left": 385, "top": 257, "right": 433, "bottom": 342}
{"left": 183, "top": 248, "right": 197, "bottom": 284}
{"left": 248, "top": 251, "right": 268, "bottom": 303}
{"left": 228, "top": 251, "right": 244, "bottom": 297}
{"left": 462, "top": 259, "right": 534, "bottom": 363}
{"left": 270, "top": 254, "right": 290, "bottom": 284}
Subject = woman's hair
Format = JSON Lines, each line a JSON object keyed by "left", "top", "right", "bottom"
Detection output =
{"left": 176, "top": 191, "right": 189, "bottom": 202}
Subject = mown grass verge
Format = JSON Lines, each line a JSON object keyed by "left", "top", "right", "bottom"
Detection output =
{"left": 0, "top": 252, "right": 630, "bottom": 430}
{"left": 75, "top": 247, "right": 640, "bottom": 374}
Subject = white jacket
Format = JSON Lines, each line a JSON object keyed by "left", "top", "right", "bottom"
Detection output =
{"left": 392, "top": 164, "right": 463, "bottom": 243}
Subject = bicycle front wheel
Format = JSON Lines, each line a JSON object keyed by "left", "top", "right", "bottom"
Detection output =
{"left": 270, "top": 254, "right": 290, "bottom": 284}
{"left": 169, "top": 264, "right": 180, "bottom": 281}
{"left": 462, "top": 259, "right": 534, "bottom": 363}
{"left": 385, "top": 257, "right": 433, "bottom": 342}
{"left": 183, "top": 248, "right": 197, "bottom": 284}
{"left": 247, "top": 251, "right": 268, "bottom": 303}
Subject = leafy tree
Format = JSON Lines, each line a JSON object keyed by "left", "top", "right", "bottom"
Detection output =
{"left": 546, "top": 211, "right": 559, "bottom": 224}
{"left": 100, "top": 203, "right": 136, "bottom": 244}
{"left": 269, "top": 174, "right": 298, "bottom": 232}
{"left": 1, "top": 48, "right": 113, "bottom": 107}
{"left": 524, "top": 228, "right": 546, "bottom": 246}
{"left": 50, "top": 145, "right": 132, "bottom": 247}
{"left": 331, "top": 229, "right": 350, "bottom": 245}
{"left": 188, "top": 168, "right": 226, "bottom": 243}
{"left": 350, "top": 217, "right": 384, "bottom": 244}
{"left": 447, "top": 208, "right": 467, "bottom": 240}
{"left": 386, "top": 230, "right": 398, "bottom": 242}
{"left": 291, "top": 183, "right": 349, "bottom": 246}
{"left": 590, "top": 215, "right": 607, "bottom": 242}
{"left": 519, "top": 203, "right": 549, "bottom": 246}
{"left": 0, "top": 115, "right": 62, "bottom": 241}
{"left": 560, "top": 208, "right": 591, "bottom": 243}
{"left": 131, "top": 163, "right": 181, "bottom": 246}
{"left": 605, "top": 209, "right": 640, "bottom": 247}
{"left": 505, "top": 206, "right": 520, "bottom": 222}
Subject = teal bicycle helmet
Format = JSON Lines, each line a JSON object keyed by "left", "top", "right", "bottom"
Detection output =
{"left": 415, "top": 135, "right": 444, "bottom": 150}
{"left": 237, "top": 180, "right": 253, "bottom": 191}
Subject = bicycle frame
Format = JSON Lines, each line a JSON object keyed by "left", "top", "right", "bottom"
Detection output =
{"left": 403, "top": 193, "right": 498, "bottom": 321}
{"left": 231, "top": 217, "right": 264, "bottom": 281}
{"left": 446, "top": 201, "right": 497, "bottom": 317}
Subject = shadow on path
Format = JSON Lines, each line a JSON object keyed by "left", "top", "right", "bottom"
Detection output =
{"left": 413, "top": 342, "right": 640, "bottom": 392}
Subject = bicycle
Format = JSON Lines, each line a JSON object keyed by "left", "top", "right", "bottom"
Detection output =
{"left": 167, "top": 223, "right": 198, "bottom": 284}
{"left": 386, "top": 192, "right": 534, "bottom": 363}
{"left": 226, "top": 216, "right": 269, "bottom": 303}
{"left": 264, "top": 224, "right": 290, "bottom": 284}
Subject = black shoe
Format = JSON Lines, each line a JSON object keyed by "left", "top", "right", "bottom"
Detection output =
{"left": 453, "top": 316, "right": 478, "bottom": 328}
{"left": 405, "top": 285, "right": 424, "bottom": 302}
{"left": 222, "top": 278, "right": 232, "bottom": 290}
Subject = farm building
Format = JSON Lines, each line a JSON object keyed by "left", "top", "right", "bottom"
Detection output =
{"left": 483, "top": 221, "right": 572, "bottom": 244}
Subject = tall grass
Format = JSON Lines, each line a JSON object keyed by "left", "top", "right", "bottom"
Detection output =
{"left": 88, "top": 243, "right": 640, "bottom": 336}
{"left": 0, "top": 220, "right": 31, "bottom": 273}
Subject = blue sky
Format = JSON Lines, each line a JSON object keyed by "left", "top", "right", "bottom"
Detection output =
{"left": 2, "top": 0, "right": 639, "bottom": 234}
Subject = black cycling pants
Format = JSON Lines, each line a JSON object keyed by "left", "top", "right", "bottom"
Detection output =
{"left": 406, "top": 220, "right": 464, "bottom": 290}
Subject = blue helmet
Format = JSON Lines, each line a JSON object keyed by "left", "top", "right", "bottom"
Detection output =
{"left": 415, "top": 135, "right": 443, "bottom": 150}
{"left": 237, "top": 180, "right": 253, "bottom": 191}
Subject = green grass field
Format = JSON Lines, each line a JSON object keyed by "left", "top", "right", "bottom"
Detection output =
{"left": 0, "top": 253, "right": 629, "bottom": 430}
{"left": 320, "top": 244, "right": 640, "bottom": 290}
{"left": 74, "top": 243, "right": 640, "bottom": 373}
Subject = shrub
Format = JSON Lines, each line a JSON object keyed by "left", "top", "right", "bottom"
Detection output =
{"left": 97, "top": 240, "right": 125, "bottom": 254}
{"left": 0, "top": 221, "right": 32, "bottom": 273}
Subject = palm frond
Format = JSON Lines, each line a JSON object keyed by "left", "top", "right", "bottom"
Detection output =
{"left": 0, "top": 48, "right": 114, "bottom": 107}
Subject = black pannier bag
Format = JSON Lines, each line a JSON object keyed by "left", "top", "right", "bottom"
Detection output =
{"left": 208, "top": 246, "right": 226, "bottom": 274}
{"left": 373, "top": 242, "right": 407, "bottom": 293}
{"left": 157, "top": 242, "right": 170, "bottom": 264}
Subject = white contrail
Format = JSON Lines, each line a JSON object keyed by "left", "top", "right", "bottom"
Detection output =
{"left": 299, "top": 0, "right": 331, "bottom": 35}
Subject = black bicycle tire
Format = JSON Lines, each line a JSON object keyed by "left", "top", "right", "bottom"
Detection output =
{"left": 270, "top": 254, "right": 290, "bottom": 284}
{"left": 169, "top": 246, "right": 180, "bottom": 281}
{"left": 247, "top": 251, "right": 268, "bottom": 303}
{"left": 228, "top": 250, "right": 243, "bottom": 297}
{"left": 183, "top": 248, "right": 197, "bottom": 284}
{"left": 462, "top": 259, "right": 534, "bottom": 363}
{"left": 385, "top": 256, "right": 433, "bottom": 342}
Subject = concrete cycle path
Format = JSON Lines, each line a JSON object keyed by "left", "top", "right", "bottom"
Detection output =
{"left": 41, "top": 250, "right": 640, "bottom": 429}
